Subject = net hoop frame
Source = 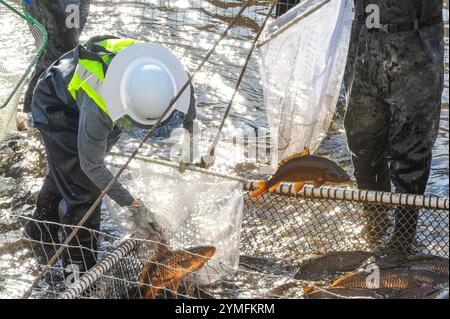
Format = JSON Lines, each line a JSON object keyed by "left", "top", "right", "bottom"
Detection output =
{"left": 58, "top": 240, "right": 138, "bottom": 300}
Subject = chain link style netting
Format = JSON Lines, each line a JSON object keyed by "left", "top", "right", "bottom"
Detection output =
{"left": 0, "top": 0, "right": 47, "bottom": 141}
{"left": 6, "top": 181, "right": 447, "bottom": 299}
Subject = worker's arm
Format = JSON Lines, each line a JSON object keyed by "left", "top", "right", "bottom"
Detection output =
{"left": 77, "top": 91, "right": 135, "bottom": 207}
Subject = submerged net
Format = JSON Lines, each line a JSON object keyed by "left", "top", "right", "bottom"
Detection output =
{"left": 0, "top": 0, "right": 47, "bottom": 141}
{"left": 105, "top": 158, "right": 244, "bottom": 284}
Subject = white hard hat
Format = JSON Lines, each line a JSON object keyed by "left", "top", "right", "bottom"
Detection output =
{"left": 99, "top": 43, "right": 191, "bottom": 126}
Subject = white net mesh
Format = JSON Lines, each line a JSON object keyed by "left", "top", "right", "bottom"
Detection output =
{"left": 259, "top": 0, "right": 353, "bottom": 158}
{"left": 105, "top": 158, "right": 244, "bottom": 285}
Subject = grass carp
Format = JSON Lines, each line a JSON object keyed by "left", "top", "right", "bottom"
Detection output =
{"left": 251, "top": 147, "right": 350, "bottom": 197}
{"left": 332, "top": 267, "right": 447, "bottom": 289}
{"left": 403, "top": 255, "right": 449, "bottom": 278}
{"left": 139, "top": 245, "right": 216, "bottom": 299}
{"left": 294, "top": 251, "right": 373, "bottom": 280}
{"left": 388, "top": 286, "right": 449, "bottom": 299}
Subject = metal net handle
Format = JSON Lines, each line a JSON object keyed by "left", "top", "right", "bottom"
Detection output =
{"left": 0, "top": 0, "right": 48, "bottom": 109}
{"left": 108, "top": 152, "right": 450, "bottom": 210}
{"left": 58, "top": 240, "right": 137, "bottom": 299}
{"left": 245, "top": 182, "right": 450, "bottom": 210}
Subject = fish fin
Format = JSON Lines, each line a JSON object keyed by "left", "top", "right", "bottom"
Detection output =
{"left": 141, "top": 281, "right": 161, "bottom": 299}
{"left": 313, "top": 249, "right": 325, "bottom": 256}
{"left": 313, "top": 180, "right": 324, "bottom": 188}
{"left": 170, "top": 278, "right": 181, "bottom": 293}
{"left": 278, "top": 147, "right": 310, "bottom": 168}
{"left": 268, "top": 182, "right": 281, "bottom": 192}
{"left": 331, "top": 272, "right": 354, "bottom": 287}
{"left": 251, "top": 181, "right": 267, "bottom": 197}
{"left": 293, "top": 182, "right": 305, "bottom": 193}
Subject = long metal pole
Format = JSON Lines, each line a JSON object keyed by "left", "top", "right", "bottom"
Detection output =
{"left": 256, "top": 0, "right": 332, "bottom": 48}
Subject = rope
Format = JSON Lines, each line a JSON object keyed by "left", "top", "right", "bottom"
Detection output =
{"left": 108, "top": 152, "right": 450, "bottom": 210}
{"left": 21, "top": 0, "right": 255, "bottom": 299}
{"left": 108, "top": 151, "right": 248, "bottom": 184}
{"left": 201, "top": 0, "right": 277, "bottom": 168}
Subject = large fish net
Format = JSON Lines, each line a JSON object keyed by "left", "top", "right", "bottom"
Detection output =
{"left": 0, "top": 0, "right": 47, "bottom": 141}
{"left": 9, "top": 171, "right": 449, "bottom": 299}
{"left": 259, "top": 0, "right": 354, "bottom": 158}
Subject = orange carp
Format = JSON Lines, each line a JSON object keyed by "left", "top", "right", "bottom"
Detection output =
{"left": 252, "top": 147, "right": 351, "bottom": 197}
{"left": 139, "top": 244, "right": 216, "bottom": 299}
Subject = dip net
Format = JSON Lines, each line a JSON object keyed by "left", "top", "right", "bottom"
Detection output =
{"left": 259, "top": 0, "right": 354, "bottom": 158}
{"left": 0, "top": 0, "right": 47, "bottom": 141}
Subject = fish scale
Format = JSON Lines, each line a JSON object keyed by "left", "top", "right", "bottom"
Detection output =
{"left": 294, "top": 251, "right": 373, "bottom": 280}
{"left": 403, "top": 255, "right": 449, "bottom": 277}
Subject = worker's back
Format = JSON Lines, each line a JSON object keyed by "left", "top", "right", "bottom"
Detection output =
{"left": 31, "top": 48, "right": 80, "bottom": 127}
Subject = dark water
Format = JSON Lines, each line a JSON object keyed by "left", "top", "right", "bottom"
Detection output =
{"left": 0, "top": 0, "right": 448, "bottom": 298}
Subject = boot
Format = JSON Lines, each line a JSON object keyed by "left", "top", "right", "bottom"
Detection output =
{"left": 385, "top": 207, "right": 419, "bottom": 255}
{"left": 58, "top": 200, "right": 99, "bottom": 276}
{"left": 361, "top": 204, "right": 392, "bottom": 245}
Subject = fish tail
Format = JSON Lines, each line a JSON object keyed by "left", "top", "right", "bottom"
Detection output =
{"left": 268, "top": 182, "right": 281, "bottom": 192}
{"left": 251, "top": 181, "right": 267, "bottom": 197}
{"left": 303, "top": 285, "right": 314, "bottom": 294}
{"left": 150, "top": 287, "right": 160, "bottom": 299}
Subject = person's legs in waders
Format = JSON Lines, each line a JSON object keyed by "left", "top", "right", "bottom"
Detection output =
{"left": 344, "top": 38, "right": 393, "bottom": 245}
{"left": 345, "top": 21, "right": 444, "bottom": 253}
{"left": 26, "top": 86, "right": 102, "bottom": 276}
{"left": 24, "top": 0, "right": 91, "bottom": 113}
{"left": 41, "top": 121, "right": 101, "bottom": 274}
{"left": 384, "top": 26, "right": 444, "bottom": 253}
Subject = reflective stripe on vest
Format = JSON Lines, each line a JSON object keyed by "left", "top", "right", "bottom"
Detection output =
{"left": 98, "top": 38, "right": 141, "bottom": 54}
{"left": 68, "top": 38, "right": 141, "bottom": 117}
{"left": 68, "top": 59, "right": 108, "bottom": 115}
